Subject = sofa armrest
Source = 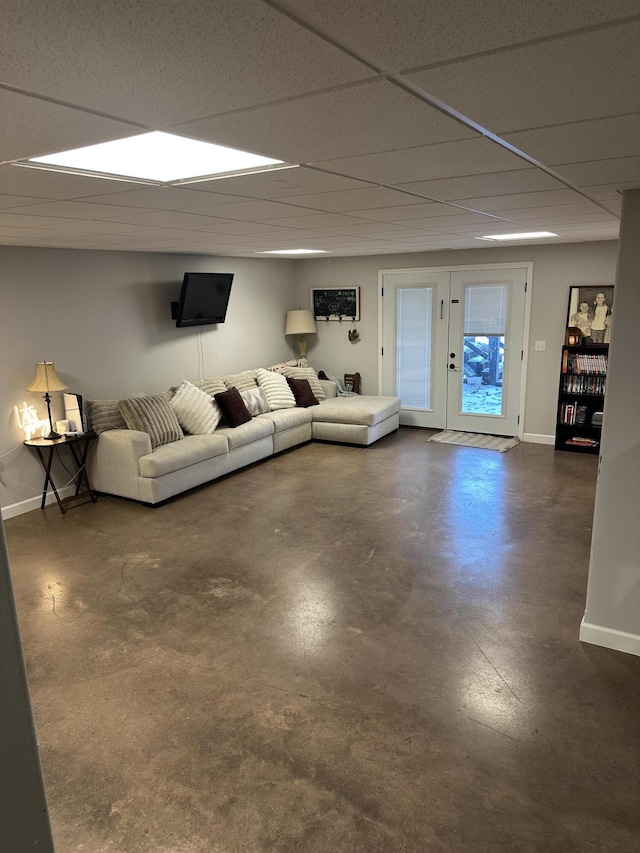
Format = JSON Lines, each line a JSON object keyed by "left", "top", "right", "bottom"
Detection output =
{"left": 319, "top": 379, "right": 338, "bottom": 398}
{"left": 87, "top": 429, "right": 152, "bottom": 500}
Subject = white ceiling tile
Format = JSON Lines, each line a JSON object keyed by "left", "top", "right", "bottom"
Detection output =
{"left": 354, "top": 202, "right": 479, "bottom": 221}
{"left": 73, "top": 186, "right": 245, "bottom": 210}
{"left": 452, "top": 189, "right": 588, "bottom": 212}
{"left": 394, "top": 170, "right": 567, "bottom": 200}
{"left": 248, "top": 186, "right": 423, "bottom": 213}
{"left": 0, "top": 0, "right": 373, "bottom": 126}
{"left": 0, "top": 193, "right": 51, "bottom": 210}
{"left": 103, "top": 210, "right": 239, "bottom": 230}
{"left": 552, "top": 157, "right": 640, "bottom": 187}
{"left": 0, "top": 165, "right": 148, "bottom": 199}
{"left": 0, "top": 89, "right": 141, "bottom": 163}
{"left": 393, "top": 212, "right": 510, "bottom": 229}
{"left": 1, "top": 200, "right": 157, "bottom": 219}
{"left": 0, "top": 212, "right": 73, "bottom": 228}
{"left": 274, "top": 0, "right": 640, "bottom": 70}
{"left": 182, "top": 199, "right": 319, "bottom": 221}
{"left": 175, "top": 80, "right": 474, "bottom": 162}
{"left": 503, "top": 114, "right": 640, "bottom": 166}
{"left": 487, "top": 202, "right": 613, "bottom": 221}
{"left": 406, "top": 22, "right": 640, "bottom": 133}
{"left": 259, "top": 212, "right": 375, "bottom": 229}
{"left": 314, "top": 138, "right": 528, "bottom": 184}
{"left": 190, "top": 168, "right": 373, "bottom": 199}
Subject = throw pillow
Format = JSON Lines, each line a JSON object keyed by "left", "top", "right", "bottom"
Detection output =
{"left": 282, "top": 366, "right": 326, "bottom": 400}
{"left": 221, "top": 370, "right": 258, "bottom": 392}
{"left": 268, "top": 357, "right": 309, "bottom": 373}
{"left": 255, "top": 368, "right": 296, "bottom": 410}
{"left": 170, "top": 380, "right": 222, "bottom": 434}
{"left": 85, "top": 400, "right": 127, "bottom": 434}
{"left": 286, "top": 377, "right": 319, "bottom": 408}
{"left": 214, "top": 388, "right": 253, "bottom": 427}
{"left": 240, "top": 386, "right": 271, "bottom": 416}
{"left": 194, "top": 376, "right": 227, "bottom": 396}
{"left": 118, "top": 394, "right": 184, "bottom": 448}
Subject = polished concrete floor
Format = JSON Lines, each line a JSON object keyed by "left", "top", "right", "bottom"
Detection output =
{"left": 6, "top": 428, "right": 640, "bottom": 852}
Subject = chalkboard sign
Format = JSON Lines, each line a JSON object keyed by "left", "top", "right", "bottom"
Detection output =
{"left": 311, "top": 287, "right": 360, "bottom": 321}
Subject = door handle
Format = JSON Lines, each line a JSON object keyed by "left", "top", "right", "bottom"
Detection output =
{"left": 449, "top": 363, "right": 460, "bottom": 371}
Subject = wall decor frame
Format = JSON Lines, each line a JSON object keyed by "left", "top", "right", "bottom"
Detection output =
{"left": 566, "top": 285, "right": 614, "bottom": 345}
{"left": 311, "top": 287, "right": 360, "bottom": 321}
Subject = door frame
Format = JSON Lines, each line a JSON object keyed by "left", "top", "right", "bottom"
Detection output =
{"left": 377, "top": 261, "right": 533, "bottom": 440}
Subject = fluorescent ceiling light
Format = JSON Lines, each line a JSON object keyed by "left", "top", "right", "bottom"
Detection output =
{"left": 258, "top": 249, "right": 329, "bottom": 255}
{"left": 26, "top": 132, "right": 288, "bottom": 183}
{"left": 476, "top": 231, "right": 558, "bottom": 241}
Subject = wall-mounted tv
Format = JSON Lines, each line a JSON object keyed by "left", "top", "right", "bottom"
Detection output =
{"left": 173, "top": 272, "right": 234, "bottom": 327}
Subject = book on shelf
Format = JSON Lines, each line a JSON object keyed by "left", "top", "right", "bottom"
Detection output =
{"left": 564, "top": 436, "right": 599, "bottom": 448}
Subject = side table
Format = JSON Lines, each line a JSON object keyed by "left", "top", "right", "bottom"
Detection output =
{"left": 24, "top": 432, "right": 98, "bottom": 514}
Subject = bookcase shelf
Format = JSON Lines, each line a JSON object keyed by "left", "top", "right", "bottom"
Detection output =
{"left": 555, "top": 344, "right": 607, "bottom": 454}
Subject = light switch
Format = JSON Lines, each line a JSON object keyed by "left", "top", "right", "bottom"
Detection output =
{"left": 534, "top": 341, "right": 546, "bottom": 351}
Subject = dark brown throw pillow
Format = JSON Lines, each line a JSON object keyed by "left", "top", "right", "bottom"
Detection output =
{"left": 286, "top": 377, "right": 319, "bottom": 408}
{"left": 213, "top": 387, "right": 253, "bottom": 427}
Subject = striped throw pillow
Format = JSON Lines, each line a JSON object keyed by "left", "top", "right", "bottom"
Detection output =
{"left": 256, "top": 368, "right": 296, "bottom": 410}
{"left": 170, "top": 380, "right": 222, "bottom": 434}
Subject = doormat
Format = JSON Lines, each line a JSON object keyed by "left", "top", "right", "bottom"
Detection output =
{"left": 429, "top": 430, "right": 520, "bottom": 452}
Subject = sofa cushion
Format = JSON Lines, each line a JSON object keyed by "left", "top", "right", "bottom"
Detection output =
{"left": 282, "top": 366, "right": 326, "bottom": 400}
{"left": 215, "top": 416, "right": 274, "bottom": 450}
{"left": 258, "top": 408, "right": 312, "bottom": 432}
{"left": 214, "top": 387, "right": 253, "bottom": 427}
{"left": 85, "top": 399, "right": 127, "bottom": 433}
{"left": 170, "top": 380, "right": 222, "bottom": 434}
{"left": 256, "top": 368, "right": 296, "bottom": 410}
{"left": 286, "top": 377, "right": 319, "bottom": 408}
{"left": 311, "top": 395, "right": 401, "bottom": 427}
{"left": 240, "top": 386, "right": 271, "bottom": 416}
{"left": 139, "top": 433, "right": 229, "bottom": 478}
{"left": 119, "top": 394, "right": 184, "bottom": 448}
{"left": 222, "top": 369, "right": 259, "bottom": 391}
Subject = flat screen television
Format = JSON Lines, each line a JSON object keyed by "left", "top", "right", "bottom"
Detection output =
{"left": 174, "top": 272, "right": 234, "bottom": 327}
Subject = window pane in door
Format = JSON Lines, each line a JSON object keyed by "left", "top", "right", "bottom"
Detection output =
{"left": 396, "top": 287, "right": 432, "bottom": 410}
{"left": 461, "top": 335, "right": 505, "bottom": 416}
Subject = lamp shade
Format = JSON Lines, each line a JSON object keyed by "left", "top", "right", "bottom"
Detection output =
{"left": 25, "top": 362, "right": 68, "bottom": 393}
{"left": 285, "top": 309, "right": 317, "bottom": 336}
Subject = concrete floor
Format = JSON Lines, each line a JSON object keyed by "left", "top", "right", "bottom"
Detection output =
{"left": 5, "top": 428, "right": 640, "bottom": 852}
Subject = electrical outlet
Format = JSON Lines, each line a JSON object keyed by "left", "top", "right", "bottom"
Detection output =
{"left": 534, "top": 340, "right": 546, "bottom": 351}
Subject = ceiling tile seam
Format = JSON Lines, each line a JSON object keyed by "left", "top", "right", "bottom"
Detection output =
{"left": 0, "top": 84, "right": 149, "bottom": 141}
{"left": 384, "top": 74, "right": 621, "bottom": 219}
{"left": 260, "top": 0, "right": 386, "bottom": 73}
{"left": 494, "top": 109, "right": 640, "bottom": 137}
{"left": 397, "top": 14, "right": 640, "bottom": 76}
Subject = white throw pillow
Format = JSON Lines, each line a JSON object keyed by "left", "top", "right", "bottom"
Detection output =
{"left": 256, "top": 368, "right": 296, "bottom": 410}
{"left": 170, "top": 380, "right": 222, "bottom": 434}
{"left": 240, "top": 386, "right": 271, "bottom": 416}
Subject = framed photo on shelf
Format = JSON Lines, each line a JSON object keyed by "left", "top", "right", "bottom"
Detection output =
{"left": 311, "top": 287, "right": 360, "bottom": 321}
{"left": 566, "top": 285, "right": 614, "bottom": 345}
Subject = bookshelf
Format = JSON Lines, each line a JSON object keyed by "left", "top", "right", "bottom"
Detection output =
{"left": 555, "top": 344, "right": 608, "bottom": 454}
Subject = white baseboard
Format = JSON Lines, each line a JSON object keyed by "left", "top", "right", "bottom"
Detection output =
{"left": 580, "top": 619, "right": 640, "bottom": 658}
{"left": 523, "top": 433, "right": 555, "bottom": 445}
{"left": 1, "top": 486, "right": 76, "bottom": 521}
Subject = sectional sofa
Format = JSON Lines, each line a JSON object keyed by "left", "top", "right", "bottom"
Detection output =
{"left": 86, "top": 360, "right": 401, "bottom": 505}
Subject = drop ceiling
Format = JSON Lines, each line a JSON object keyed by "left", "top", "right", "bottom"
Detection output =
{"left": 1, "top": 0, "right": 638, "bottom": 258}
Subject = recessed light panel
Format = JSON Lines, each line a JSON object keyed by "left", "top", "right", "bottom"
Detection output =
{"left": 26, "top": 132, "right": 288, "bottom": 183}
{"left": 258, "top": 249, "right": 329, "bottom": 255}
{"left": 477, "top": 231, "right": 558, "bottom": 241}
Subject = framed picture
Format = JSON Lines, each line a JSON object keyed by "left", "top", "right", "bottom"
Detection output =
{"left": 566, "top": 285, "right": 614, "bottom": 344}
{"left": 311, "top": 287, "right": 360, "bottom": 321}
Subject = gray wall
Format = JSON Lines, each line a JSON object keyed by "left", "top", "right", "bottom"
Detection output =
{"left": 582, "top": 190, "right": 640, "bottom": 653}
{"left": 294, "top": 241, "right": 618, "bottom": 439}
{"left": 1, "top": 247, "right": 296, "bottom": 514}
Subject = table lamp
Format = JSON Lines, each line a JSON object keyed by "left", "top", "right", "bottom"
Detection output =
{"left": 25, "top": 362, "right": 69, "bottom": 440}
{"left": 285, "top": 309, "right": 317, "bottom": 358}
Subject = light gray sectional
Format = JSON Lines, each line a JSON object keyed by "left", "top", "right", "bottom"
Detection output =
{"left": 86, "top": 362, "right": 400, "bottom": 506}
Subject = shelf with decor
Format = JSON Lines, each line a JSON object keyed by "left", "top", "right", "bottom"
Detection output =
{"left": 555, "top": 344, "right": 608, "bottom": 454}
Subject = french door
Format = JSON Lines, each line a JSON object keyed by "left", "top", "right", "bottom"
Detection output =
{"left": 381, "top": 266, "right": 528, "bottom": 436}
